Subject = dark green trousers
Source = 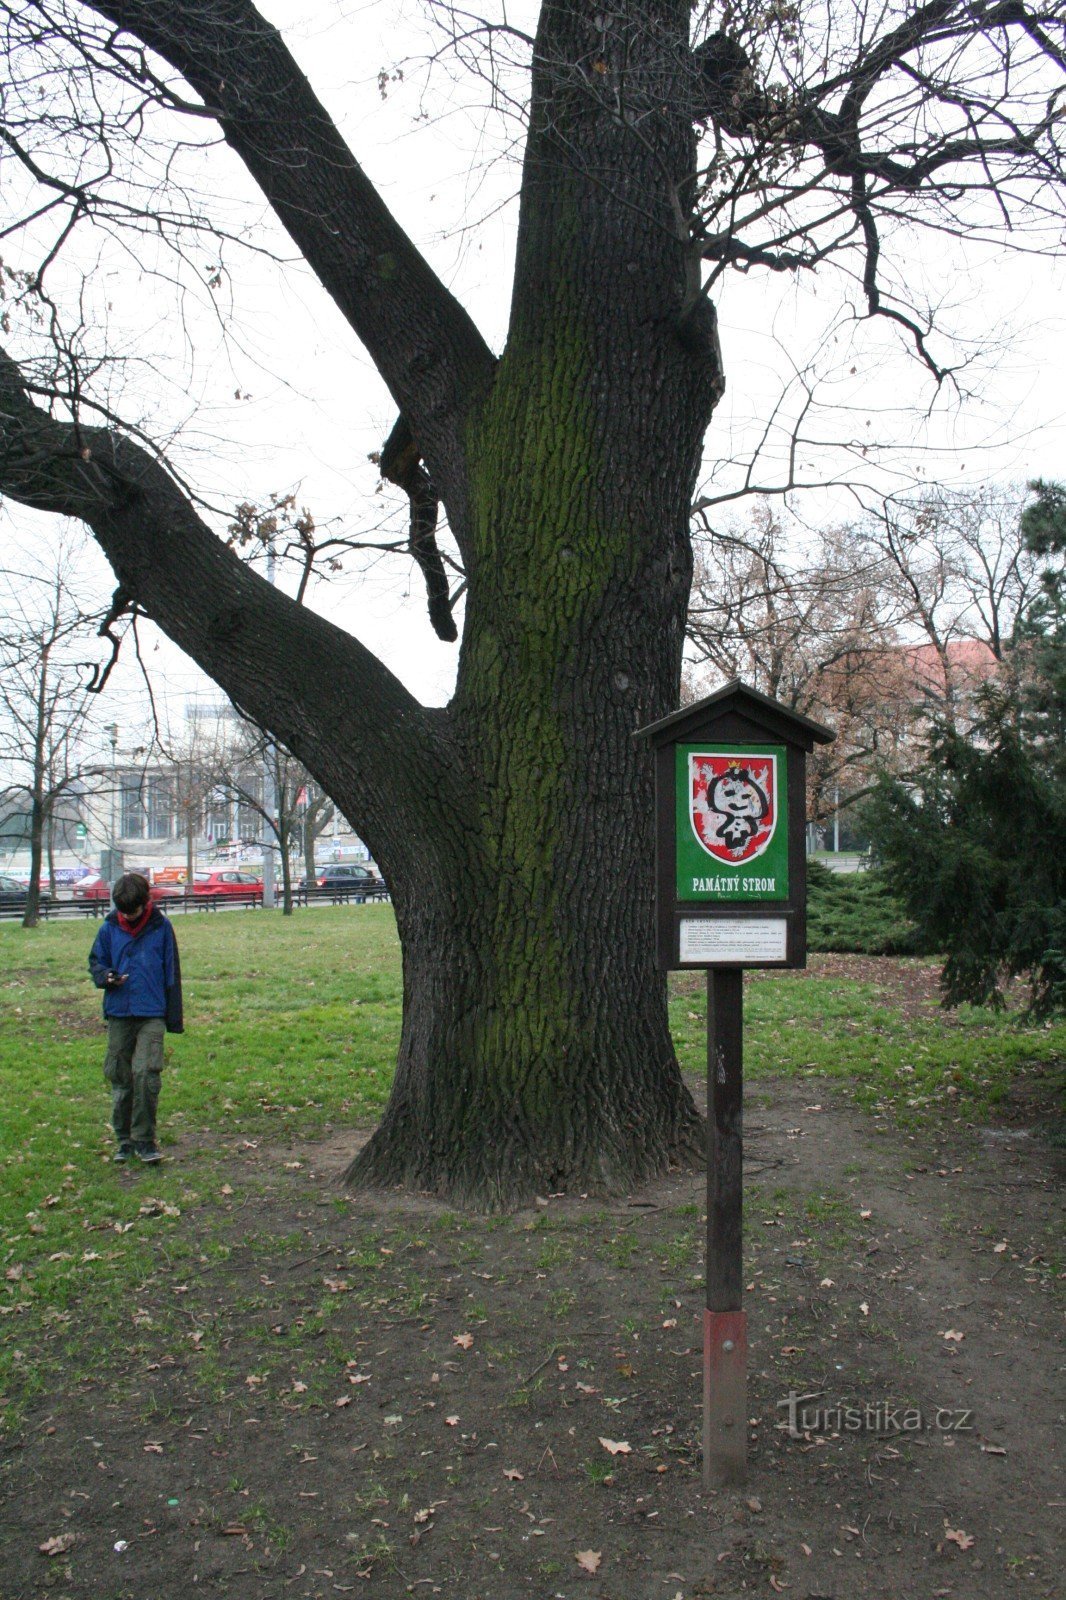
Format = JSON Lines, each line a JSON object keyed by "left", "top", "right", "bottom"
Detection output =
{"left": 104, "top": 1017, "right": 165, "bottom": 1145}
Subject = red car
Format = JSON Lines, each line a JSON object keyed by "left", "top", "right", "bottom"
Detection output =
{"left": 71, "top": 874, "right": 110, "bottom": 901}
{"left": 72, "top": 874, "right": 184, "bottom": 903}
{"left": 192, "top": 870, "right": 264, "bottom": 900}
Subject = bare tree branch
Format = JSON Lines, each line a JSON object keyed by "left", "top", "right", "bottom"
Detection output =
{"left": 81, "top": 0, "right": 498, "bottom": 543}
{"left": 0, "top": 344, "right": 456, "bottom": 848}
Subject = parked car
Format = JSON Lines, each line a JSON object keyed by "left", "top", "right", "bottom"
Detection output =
{"left": 72, "top": 874, "right": 182, "bottom": 904}
{"left": 192, "top": 869, "right": 264, "bottom": 900}
{"left": 0, "top": 874, "right": 54, "bottom": 913}
{"left": 299, "top": 863, "right": 386, "bottom": 899}
{"left": 71, "top": 874, "right": 110, "bottom": 902}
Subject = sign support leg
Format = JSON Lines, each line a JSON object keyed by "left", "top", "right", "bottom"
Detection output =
{"left": 703, "top": 967, "right": 747, "bottom": 1488}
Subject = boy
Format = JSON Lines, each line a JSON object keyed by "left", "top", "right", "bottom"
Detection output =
{"left": 89, "top": 873, "right": 184, "bottom": 1164}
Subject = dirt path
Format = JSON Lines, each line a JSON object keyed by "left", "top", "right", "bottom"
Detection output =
{"left": 1, "top": 1073, "right": 1061, "bottom": 1600}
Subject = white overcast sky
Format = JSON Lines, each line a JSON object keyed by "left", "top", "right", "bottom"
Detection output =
{"left": 2, "top": 0, "right": 1064, "bottom": 736}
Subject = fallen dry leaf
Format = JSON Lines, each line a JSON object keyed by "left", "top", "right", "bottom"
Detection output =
{"left": 993, "top": 1242, "right": 1008, "bottom": 1254}
{"left": 575, "top": 1549, "right": 602, "bottom": 1574}
{"left": 940, "top": 1329, "right": 965, "bottom": 1342}
{"left": 819, "top": 1278, "right": 835, "bottom": 1289}
{"left": 452, "top": 1332, "right": 474, "bottom": 1350}
{"left": 944, "top": 1526, "right": 975, "bottom": 1550}
{"left": 980, "top": 1444, "right": 1007, "bottom": 1456}
{"left": 598, "top": 1437, "right": 631, "bottom": 1456}
{"left": 503, "top": 1468, "right": 524, "bottom": 1481}
{"left": 859, "top": 1302, "right": 870, "bottom": 1316}
{"left": 38, "top": 1533, "right": 76, "bottom": 1557}
{"left": 445, "top": 1415, "right": 460, "bottom": 1427}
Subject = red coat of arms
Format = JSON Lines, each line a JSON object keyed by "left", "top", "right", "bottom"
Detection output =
{"left": 689, "top": 752, "right": 779, "bottom": 864}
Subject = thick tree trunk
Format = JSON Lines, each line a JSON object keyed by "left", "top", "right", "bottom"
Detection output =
{"left": 350, "top": 857, "right": 703, "bottom": 1203}
{"left": 346, "top": 0, "right": 723, "bottom": 1203}
{"left": 346, "top": 411, "right": 712, "bottom": 1200}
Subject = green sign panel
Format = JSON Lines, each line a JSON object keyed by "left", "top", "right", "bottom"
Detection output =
{"left": 675, "top": 743, "right": 789, "bottom": 902}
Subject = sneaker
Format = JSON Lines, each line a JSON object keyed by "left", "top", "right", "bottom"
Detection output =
{"left": 135, "top": 1141, "right": 162, "bottom": 1164}
{"left": 113, "top": 1142, "right": 134, "bottom": 1164}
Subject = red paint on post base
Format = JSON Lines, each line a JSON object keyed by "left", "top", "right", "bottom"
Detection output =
{"left": 703, "top": 1308, "right": 748, "bottom": 1487}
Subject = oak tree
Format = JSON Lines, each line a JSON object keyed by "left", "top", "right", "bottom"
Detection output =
{"left": 0, "top": 0, "right": 1063, "bottom": 1201}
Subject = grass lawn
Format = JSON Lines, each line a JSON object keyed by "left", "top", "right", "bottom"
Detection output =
{"left": 1, "top": 906, "right": 1062, "bottom": 1428}
{"left": 0, "top": 907, "right": 402, "bottom": 1423}
{"left": 669, "top": 959, "right": 1065, "bottom": 1125}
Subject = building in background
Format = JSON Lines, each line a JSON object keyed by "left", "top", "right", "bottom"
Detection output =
{"left": 0, "top": 700, "right": 369, "bottom": 884}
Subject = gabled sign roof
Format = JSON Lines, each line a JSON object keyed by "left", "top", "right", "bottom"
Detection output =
{"left": 635, "top": 679, "right": 835, "bottom": 752}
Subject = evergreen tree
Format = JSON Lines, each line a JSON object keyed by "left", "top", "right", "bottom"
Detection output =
{"left": 866, "top": 484, "right": 1066, "bottom": 1015}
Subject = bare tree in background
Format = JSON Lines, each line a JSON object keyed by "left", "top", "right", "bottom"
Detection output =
{"left": 0, "top": 0, "right": 1062, "bottom": 1201}
{"left": 203, "top": 728, "right": 322, "bottom": 916}
{"left": 0, "top": 547, "right": 107, "bottom": 924}
{"left": 152, "top": 715, "right": 235, "bottom": 888}
{"left": 856, "top": 483, "right": 1046, "bottom": 731}
{"left": 687, "top": 500, "right": 911, "bottom": 832}
{"left": 298, "top": 784, "right": 338, "bottom": 886}
{"left": 689, "top": 485, "right": 1048, "bottom": 836}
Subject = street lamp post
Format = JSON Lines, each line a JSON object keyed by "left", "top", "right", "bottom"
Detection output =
{"left": 109, "top": 724, "right": 118, "bottom": 847}
{"left": 102, "top": 723, "right": 122, "bottom": 884}
{"left": 261, "top": 543, "right": 277, "bottom": 909}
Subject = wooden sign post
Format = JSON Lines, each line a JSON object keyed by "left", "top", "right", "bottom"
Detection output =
{"left": 636, "top": 681, "right": 833, "bottom": 1488}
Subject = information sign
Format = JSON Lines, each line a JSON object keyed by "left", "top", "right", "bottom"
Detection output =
{"left": 636, "top": 681, "right": 834, "bottom": 1489}
{"left": 678, "top": 917, "right": 788, "bottom": 964}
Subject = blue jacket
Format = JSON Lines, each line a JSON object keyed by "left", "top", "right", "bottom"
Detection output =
{"left": 89, "top": 908, "right": 184, "bottom": 1033}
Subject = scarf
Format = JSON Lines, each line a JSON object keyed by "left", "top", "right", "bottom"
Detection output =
{"left": 117, "top": 904, "right": 152, "bottom": 937}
